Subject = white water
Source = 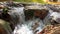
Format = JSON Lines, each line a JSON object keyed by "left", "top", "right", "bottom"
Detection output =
{"left": 11, "top": 7, "right": 51, "bottom": 34}
{"left": 10, "top": 7, "right": 34, "bottom": 34}
{"left": 13, "top": 24, "right": 33, "bottom": 34}
{"left": 13, "top": 19, "right": 44, "bottom": 34}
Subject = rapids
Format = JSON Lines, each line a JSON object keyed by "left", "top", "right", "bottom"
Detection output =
{"left": 10, "top": 7, "right": 45, "bottom": 34}
{"left": 8, "top": 5, "right": 53, "bottom": 34}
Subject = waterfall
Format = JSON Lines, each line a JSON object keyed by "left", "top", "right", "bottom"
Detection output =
{"left": 10, "top": 7, "right": 48, "bottom": 34}
{"left": 12, "top": 18, "right": 44, "bottom": 34}
{"left": 8, "top": 7, "right": 33, "bottom": 34}
{"left": 8, "top": 7, "right": 25, "bottom": 25}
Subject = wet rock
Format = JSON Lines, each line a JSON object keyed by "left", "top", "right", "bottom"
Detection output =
{"left": 50, "top": 12, "right": 60, "bottom": 24}
{"left": 24, "top": 5, "right": 49, "bottom": 20}
{"left": 24, "top": 9, "right": 34, "bottom": 20}
{"left": 34, "top": 9, "right": 49, "bottom": 20}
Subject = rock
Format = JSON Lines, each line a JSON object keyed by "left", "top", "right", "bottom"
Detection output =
{"left": 38, "top": 25, "right": 60, "bottom": 34}
{"left": 0, "top": 19, "right": 12, "bottom": 34}
{"left": 0, "top": 5, "right": 4, "bottom": 9}
{"left": 50, "top": 12, "right": 60, "bottom": 24}
{"left": 24, "top": 6, "right": 49, "bottom": 20}
{"left": 34, "top": 9, "right": 49, "bottom": 20}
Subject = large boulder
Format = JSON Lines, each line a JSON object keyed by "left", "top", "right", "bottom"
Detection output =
{"left": 24, "top": 8, "right": 49, "bottom": 20}
{"left": 0, "top": 19, "right": 12, "bottom": 34}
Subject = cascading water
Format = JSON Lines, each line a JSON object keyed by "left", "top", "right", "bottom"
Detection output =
{"left": 13, "top": 18, "right": 44, "bottom": 34}
{"left": 0, "top": 2, "right": 60, "bottom": 34}
{"left": 13, "top": 24, "right": 34, "bottom": 34}
{"left": 8, "top": 7, "right": 34, "bottom": 34}
{"left": 8, "top": 7, "right": 25, "bottom": 25}
{"left": 10, "top": 6, "right": 51, "bottom": 34}
{"left": 10, "top": 7, "right": 34, "bottom": 34}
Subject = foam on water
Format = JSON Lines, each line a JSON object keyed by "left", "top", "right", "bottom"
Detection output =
{"left": 11, "top": 7, "right": 46, "bottom": 34}
{"left": 13, "top": 24, "right": 33, "bottom": 34}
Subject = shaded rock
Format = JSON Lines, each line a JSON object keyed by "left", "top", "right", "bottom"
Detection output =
{"left": 0, "top": 19, "right": 12, "bottom": 34}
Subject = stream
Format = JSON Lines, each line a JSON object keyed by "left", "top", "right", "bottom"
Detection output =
{"left": 5, "top": 4, "right": 57, "bottom": 34}
{"left": 9, "top": 7, "right": 46, "bottom": 34}
{"left": 0, "top": 2, "right": 60, "bottom": 34}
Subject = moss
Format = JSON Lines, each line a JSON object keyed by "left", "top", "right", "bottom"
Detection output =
{"left": 14, "top": 0, "right": 46, "bottom": 4}
{"left": 3, "top": 7, "right": 9, "bottom": 14}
